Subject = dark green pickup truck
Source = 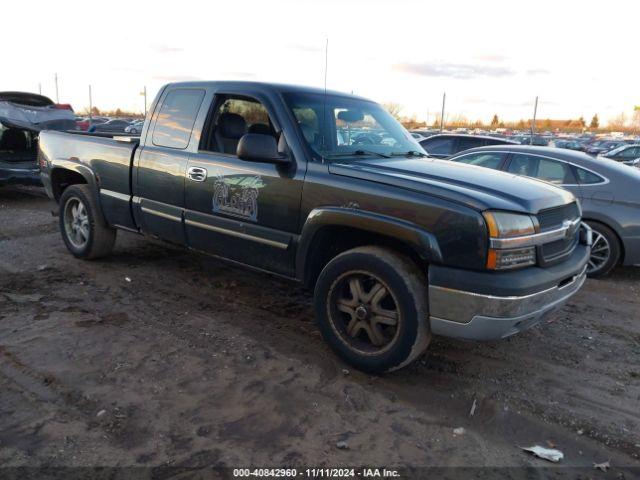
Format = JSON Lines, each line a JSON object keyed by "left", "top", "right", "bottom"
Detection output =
{"left": 38, "top": 81, "right": 591, "bottom": 372}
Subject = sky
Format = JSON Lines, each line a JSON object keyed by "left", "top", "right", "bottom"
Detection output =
{"left": 3, "top": 0, "right": 638, "bottom": 124}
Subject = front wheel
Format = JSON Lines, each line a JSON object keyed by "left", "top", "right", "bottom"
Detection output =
{"left": 585, "top": 221, "right": 621, "bottom": 278}
{"left": 59, "top": 184, "right": 116, "bottom": 259}
{"left": 314, "top": 246, "right": 431, "bottom": 373}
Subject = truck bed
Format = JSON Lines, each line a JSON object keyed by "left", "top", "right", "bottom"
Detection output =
{"left": 38, "top": 130, "right": 139, "bottom": 229}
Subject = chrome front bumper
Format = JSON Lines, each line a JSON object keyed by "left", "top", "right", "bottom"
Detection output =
{"left": 429, "top": 266, "right": 587, "bottom": 341}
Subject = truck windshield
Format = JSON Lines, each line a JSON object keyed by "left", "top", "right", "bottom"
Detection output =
{"left": 283, "top": 92, "right": 425, "bottom": 160}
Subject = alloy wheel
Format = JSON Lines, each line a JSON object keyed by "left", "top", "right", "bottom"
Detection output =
{"left": 63, "top": 197, "right": 90, "bottom": 249}
{"left": 587, "top": 230, "right": 610, "bottom": 274}
{"left": 328, "top": 271, "right": 401, "bottom": 354}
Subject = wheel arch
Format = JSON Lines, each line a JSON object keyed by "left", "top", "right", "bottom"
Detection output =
{"left": 296, "top": 207, "right": 442, "bottom": 289}
{"left": 50, "top": 162, "right": 98, "bottom": 202}
{"left": 582, "top": 216, "right": 625, "bottom": 264}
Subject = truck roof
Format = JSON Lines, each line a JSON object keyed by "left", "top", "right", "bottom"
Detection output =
{"left": 164, "top": 80, "right": 372, "bottom": 102}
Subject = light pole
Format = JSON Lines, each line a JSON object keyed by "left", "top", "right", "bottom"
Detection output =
{"left": 530, "top": 96, "right": 539, "bottom": 144}
{"left": 54, "top": 73, "right": 59, "bottom": 103}
{"left": 440, "top": 92, "right": 446, "bottom": 133}
{"left": 89, "top": 85, "right": 93, "bottom": 125}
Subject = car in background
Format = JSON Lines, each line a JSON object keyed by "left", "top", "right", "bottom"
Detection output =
{"left": 565, "top": 140, "right": 588, "bottom": 151}
{"left": 88, "top": 118, "right": 131, "bottom": 133}
{"left": 0, "top": 91, "right": 77, "bottom": 186}
{"left": 76, "top": 116, "right": 108, "bottom": 131}
{"left": 124, "top": 119, "right": 144, "bottom": 134}
{"left": 418, "top": 134, "right": 516, "bottom": 159}
{"left": 449, "top": 145, "right": 640, "bottom": 277}
{"left": 600, "top": 144, "right": 640, "bottom": 166}
{"left": 410, "top": 129, "right": 439, "bottom": 139}
{"left": 584, "top": 140, "right": 626, "bottom": 155}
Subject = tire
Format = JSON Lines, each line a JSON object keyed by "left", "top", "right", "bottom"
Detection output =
{"left": 314, "top": 246, "right": 431, "bottom": 373}
{"left": 585, "top": 221, "right": 621, "bottom": 278}
{"left": 59, "top": 184, "right": 116, "bottom": 259}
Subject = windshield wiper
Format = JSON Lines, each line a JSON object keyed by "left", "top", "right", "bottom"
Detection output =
{"left": 325, "top": 149, "right": 391, "bottom": 159}
{"left": 389, "top": 150, "right": 428, "bottom": 157}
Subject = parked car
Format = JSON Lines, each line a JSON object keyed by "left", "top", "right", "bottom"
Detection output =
{"left": 449, "top": 145, "right": 640, "bottom": 277}
{"left": 125, "top": 120, "right": 144, "bottom": 134}
{"left": 0, "top": 91, "right": 77, "bottom": 186}
{"left": 600, "top": 144, "right": 640, "bottom": 166}
{"left": 565, "top": 140, "right": 587, "bottom": 151}
{"left": 88, "top": 119, "right": 131, "bottom": 133}
{"left": 585, "top": 140, "right": 626, "bottom": 155}
{"left": 418, "top": 134, "right": 516, "bottom": 159}
{"left": 39, "top": 81, "right": 589, "bottom": 373}
{"left": 76, "top": 116, "right": 108, "bottom": 131}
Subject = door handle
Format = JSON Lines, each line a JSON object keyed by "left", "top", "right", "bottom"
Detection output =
{"left": 187, "top": 166, "right": 207, "bottom": 182}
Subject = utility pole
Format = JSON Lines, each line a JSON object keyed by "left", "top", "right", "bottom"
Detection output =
{"left": 143, "top": 86, "right": 147, "bottom": 116}
{"left": 54, "top": 73, "right": 59, "bottom": 103}
{"left": 88, "top": 85, "right": 93, "bottom": 125}
{"left": 530, "top": 96, "right": 538, "bottom": 144}
{"left": 440, "top": 92, "right": 446, "bottom": 133}
{"left": 38, "top": 83, "right": 42, "bottom": 95}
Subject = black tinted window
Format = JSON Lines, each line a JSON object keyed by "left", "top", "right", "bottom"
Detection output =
{"left": 457, "top": 137, "right": 482, "bottom": 152}
{"left": 152, "top": 89, "right": 205, "bottom": 149}
{"left": 507, "top": 154, "right": 576, "bottom": 184}
{"left": 453, "top": 152, "right": 506, "bottom": 169}
{"left": 421, "top": 137, "right": 454, "bottom": 155}
{"left": 575, "top": 167, "right": 604, "bottom": 184}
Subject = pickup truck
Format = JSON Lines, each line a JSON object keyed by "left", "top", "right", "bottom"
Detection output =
{"left": 39, "top": 81, "right": 591, "bottom": 373}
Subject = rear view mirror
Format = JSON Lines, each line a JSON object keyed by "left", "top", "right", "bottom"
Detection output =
{"left": 237, "top": 133, "right": 289, "bottom": 164}
{"left": 337, "top": 109, "right": 364, "bottom": 123}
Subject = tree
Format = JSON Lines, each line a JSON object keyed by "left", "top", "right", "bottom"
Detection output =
{"left": 382, "top": 102, "right": 402, "bottom": 120}
{"left": 490, "top": 114, "right": 499, "bottom": 127}
{"left": 608, "top": 112, "right": 628, "bottom": 130}
{"left": 590, "top": 114, "right": 599, "bottom": 129}
{"left": 578, "top": 116, "right": 586, "bottom": 128}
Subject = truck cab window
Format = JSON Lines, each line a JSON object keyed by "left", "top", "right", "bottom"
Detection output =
{"left": 202, "top": 97, "right": 275, "bottom": 155}
{"left": 152, "top": 89, "right": 205, "bottom": 149}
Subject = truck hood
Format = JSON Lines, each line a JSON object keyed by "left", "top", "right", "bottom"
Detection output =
{"left": 328, "top": 157, "right": 575, "bottom": 214}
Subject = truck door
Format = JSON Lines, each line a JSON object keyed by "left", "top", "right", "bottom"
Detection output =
{"left": 184, "top": 92, "right": 305, "bottom": 276}
{"left": 134, "top": 87, "right": 206, "bottom": 245}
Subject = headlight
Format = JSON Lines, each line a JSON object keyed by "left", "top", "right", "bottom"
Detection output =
{"left": 483, "top": 211, "right": 537, "bottom": 270}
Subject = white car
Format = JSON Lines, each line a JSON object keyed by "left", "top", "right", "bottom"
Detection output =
{"left": 125, "top": 120, "right": 144, "bottom": 134}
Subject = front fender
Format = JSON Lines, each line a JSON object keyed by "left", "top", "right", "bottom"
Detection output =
{"left": 295, "top": 207, "right": 443, "bottom": 279}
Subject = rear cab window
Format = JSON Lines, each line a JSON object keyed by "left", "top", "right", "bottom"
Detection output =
{"left": 152, "top": 89, "right": 206, "bottom": 149}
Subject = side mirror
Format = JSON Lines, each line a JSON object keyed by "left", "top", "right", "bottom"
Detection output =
{"left": 237, "top": 133, "right": 289, "bottom": 164}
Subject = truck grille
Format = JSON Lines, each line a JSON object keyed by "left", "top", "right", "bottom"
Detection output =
{"left": 538, "top": 202, "right": 580, "bottom": 231}
{"left": 537, "top": 202, "right": 581, "bottom": 265}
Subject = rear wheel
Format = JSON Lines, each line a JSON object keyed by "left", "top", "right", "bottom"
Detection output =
{"left": 314, "top": 246, "right": 431, "bottom": 373}
{"left": 59, "top": 185, "right": 116, "bottom": 259}
{"left": 585, "top": 221, "right": 621, "bottom": 278}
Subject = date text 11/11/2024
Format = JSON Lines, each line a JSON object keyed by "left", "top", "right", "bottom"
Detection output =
{"left": 232, "top": 468, "right": 401, "bottom": 478}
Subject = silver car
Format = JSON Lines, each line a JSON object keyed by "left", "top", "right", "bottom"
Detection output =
{"left": 449, "top": 145, "right": 640, "bottom": 277}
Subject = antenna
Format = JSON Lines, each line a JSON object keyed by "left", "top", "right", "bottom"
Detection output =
{"left": 321, "top": 38, "right": 329, "bottom": 154}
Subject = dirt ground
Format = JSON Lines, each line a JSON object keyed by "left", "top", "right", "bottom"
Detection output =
{"left": 1, "top": 185, "right": 639, "bottom": 476}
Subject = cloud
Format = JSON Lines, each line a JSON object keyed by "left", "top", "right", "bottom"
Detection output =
{"left": 526, "top": 68, "right": 550, "bottom": 75}
{"left": 394, "top": 61, "right": 515, "bottom": 79}
{"left": 150, "top": 44, "right": 184, "bottom": 54}
{"left": 220, "top": 72, "right": 257, "bottom": 79}
{"left": 152, "top": 75, "right": 203, "bottom": 82}
{"left": 287, "top": 43, "right": 323, "bottom": 53}
{"left": 473, "top": 54, "right": 509, "bottom": 62}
